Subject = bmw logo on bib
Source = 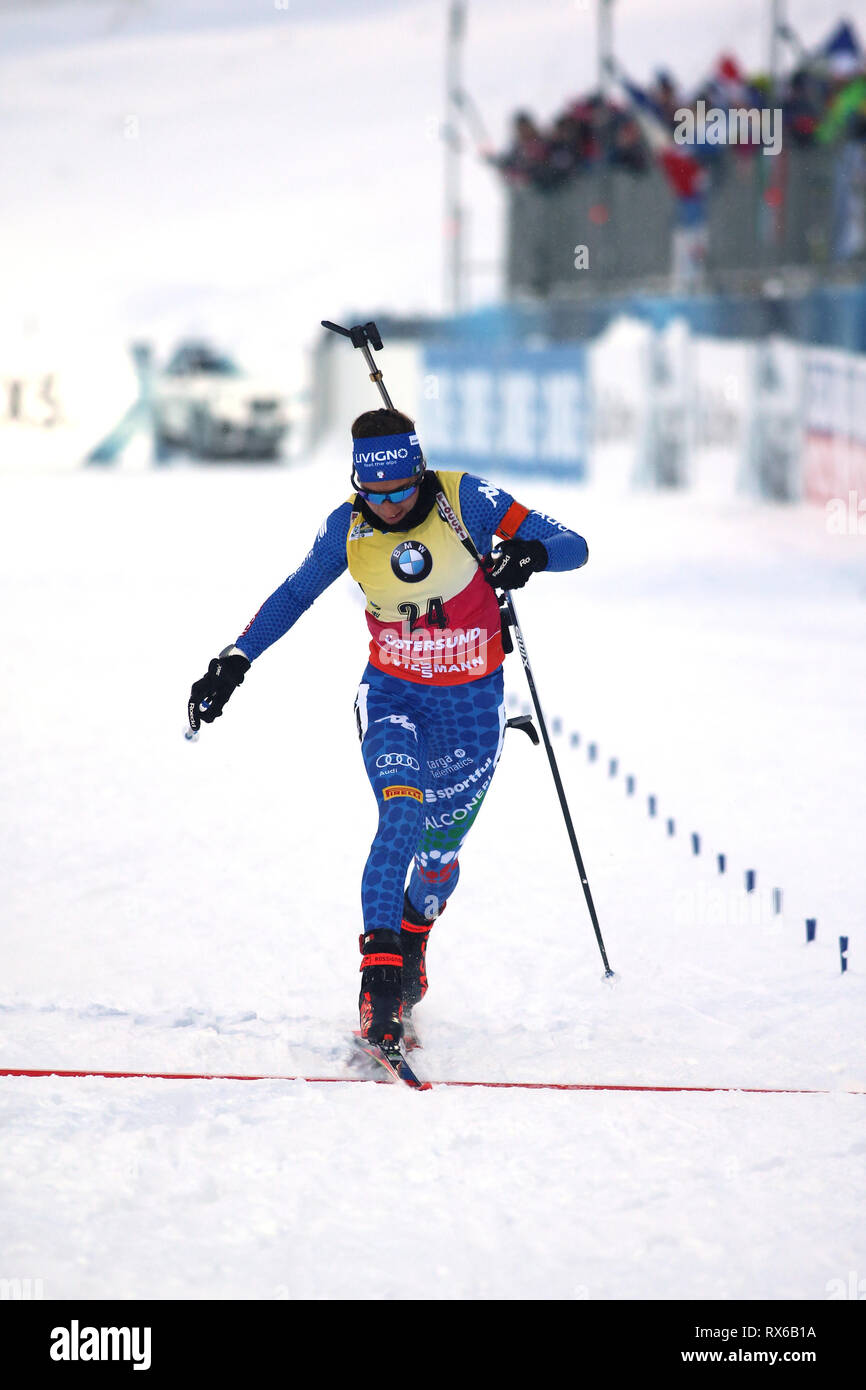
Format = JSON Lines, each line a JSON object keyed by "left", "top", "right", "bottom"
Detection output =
{"left": 391, "top": 540, "right": 432, "bottom": 584}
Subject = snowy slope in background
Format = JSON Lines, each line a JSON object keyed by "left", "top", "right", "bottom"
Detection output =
{"left": 0, "top": 0, "right": 846, "bottom": 396}
{"left": 1, "top": 456, "right": 863, "bottom": 1299}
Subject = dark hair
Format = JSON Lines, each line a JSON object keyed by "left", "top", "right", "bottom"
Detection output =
{"left": 351, "top": 407, "right": 415, "bottom": 439}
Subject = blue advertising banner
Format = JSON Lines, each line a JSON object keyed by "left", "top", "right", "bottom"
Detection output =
{"left": 418, "top": 345, "right": 588, "bottom": 480}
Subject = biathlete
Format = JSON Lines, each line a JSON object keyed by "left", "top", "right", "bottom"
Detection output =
{"left": 188, "top": 408, "right": 588, "bottom": 1047}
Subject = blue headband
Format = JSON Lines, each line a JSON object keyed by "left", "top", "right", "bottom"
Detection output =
{"left": 352, "top": 431, "right": 424, "bottom": 484}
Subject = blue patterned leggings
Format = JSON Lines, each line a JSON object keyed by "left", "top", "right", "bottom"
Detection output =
{"left": 354, "top": 663, "right": 506, "bottom": 932}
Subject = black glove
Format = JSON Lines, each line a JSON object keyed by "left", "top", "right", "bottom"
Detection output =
{"left": 482, "top": 538, "right": 548, "bottom": 591}
{"left": 188, "top": 646, "right": 251, "bottom": 731}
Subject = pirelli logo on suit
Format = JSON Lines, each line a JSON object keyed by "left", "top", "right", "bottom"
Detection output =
{"left": 382, "top": 785, "right": 424, "bottom": 803}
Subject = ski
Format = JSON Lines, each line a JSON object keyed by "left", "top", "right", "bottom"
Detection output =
{"left": 352, "top": 1032, "right": 431, "bottom": 1090}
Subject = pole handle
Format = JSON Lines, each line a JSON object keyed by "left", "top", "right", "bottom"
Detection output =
{"left": 320, "top": 320, "right": 384, "bottom": 352}
{"left": 321, "top": 321, "right": 394, "bottom": 409}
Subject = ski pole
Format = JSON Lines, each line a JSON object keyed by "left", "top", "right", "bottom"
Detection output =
{"left": 502, "top": 591, "right": 614, "bottom": 978}
{"left": 321, "top": 321, "right": 395, "bottom": 409}
{"left": 319, "top": 319, "right": 611, "bottom": 972}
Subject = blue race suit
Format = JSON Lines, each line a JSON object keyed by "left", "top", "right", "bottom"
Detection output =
{"left": 235, "top": 471, "right": 588, "bottom": 932}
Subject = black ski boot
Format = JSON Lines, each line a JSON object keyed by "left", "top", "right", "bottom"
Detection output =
{"left": 400, "top": 893, "right": 446, "bottom": 1013}
{"left": 358, "top": 928, "right": 404, "bottom": 1046}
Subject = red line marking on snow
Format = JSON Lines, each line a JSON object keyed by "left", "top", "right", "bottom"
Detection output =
{"left": 0, "top": 1068, "right": 373, "bottom": 1085}
{"left": 0, "top": 1068, "right": 862, "bottom": 1094}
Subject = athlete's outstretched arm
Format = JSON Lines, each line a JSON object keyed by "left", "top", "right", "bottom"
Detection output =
{"left": 187, "top": 502, "right": 352, "bottom": 730}
{"left": 234, "top": 501, "right": 353, "bottom": 662}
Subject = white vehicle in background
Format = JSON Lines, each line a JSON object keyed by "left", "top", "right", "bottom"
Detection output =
{"left": 153, "top": 342, "right": 289, "bottom": 459}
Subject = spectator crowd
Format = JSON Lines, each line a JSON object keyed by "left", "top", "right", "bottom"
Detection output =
{"left": 487, "top": 24, "right": 865, "bottom": 191}
{"left": 484, "top": 20, "right": 866, "bottom": 275}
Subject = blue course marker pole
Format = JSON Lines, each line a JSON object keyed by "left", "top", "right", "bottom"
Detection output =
{"left": 806, "top": 918, "right": 816, "bottom": 942}
{"left": 840, "top": 937, "right": 849, "bottom": 973}
{"left": 717, "top": 853, "right": 726, "bottom": 873}
{"left": 588, "top": 743, "right": 598, "bottom": 762}
{"left": 609, "top": 758, "right": 618, "bottom": 777}
{"left": 691, "top": 833, "right": 701, "bottom": 855}
{"left": 666, "top": 818, "right": 675, "bottom": 836}
{"left": 745, "top": 869, "right": 756, "bottom": 893}
{"left": 772, "top": 888, "right": 782, "bottom": 914}
{"left": 570, "top": 732, "right": 580, "bottom": 748}
{"left": 626, "top": 776, "right": 635, "bottom": 796}
{"left": 648, "top": 795, "right": 657, "bottom": 817}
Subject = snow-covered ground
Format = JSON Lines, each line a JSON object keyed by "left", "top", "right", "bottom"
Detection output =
{"left": 1, "top": 452, "right": 863, "bottom": 1300}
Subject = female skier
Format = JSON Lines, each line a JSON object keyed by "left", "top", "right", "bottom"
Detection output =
{"left": 188, "top": 408, "right": 588, "bottom": 1047}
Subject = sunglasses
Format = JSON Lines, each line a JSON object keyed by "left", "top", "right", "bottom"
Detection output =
{"left": 356, "top": 482, "right": 420, "bottom": 505}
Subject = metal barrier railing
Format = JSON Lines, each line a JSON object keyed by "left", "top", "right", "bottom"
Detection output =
{"left": 506, "top": 144, "right": 861, "bottom": 297}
